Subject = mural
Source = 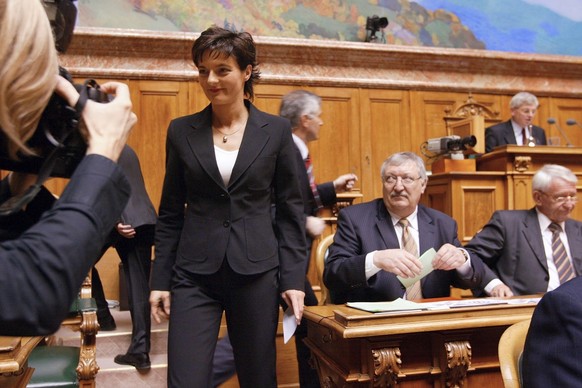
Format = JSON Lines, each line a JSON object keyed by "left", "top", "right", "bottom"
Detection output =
{"left": 77, "top": 0, "right": 582, "bottom": 56}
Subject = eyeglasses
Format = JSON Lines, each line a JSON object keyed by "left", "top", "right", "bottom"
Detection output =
{"left": 540, "top": 192, "right": 579, "bottom": 204}
{"left": 383, "top": 175, "right": 422, "bottom": 186}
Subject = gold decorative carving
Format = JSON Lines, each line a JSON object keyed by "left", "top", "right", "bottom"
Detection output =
{"left": 77, "top": 311, "right": 99, "bottom": 381}
{"left": 444, "top": 93, "right": 499, "bottom": 120}
{"left": 444, "top": 340, "right": 472, "bottom": 388}
{"left": 514, "top": 156, "right": 532, "bottom": 172}
{"left": 331, "top": 191, "right": 364, "bottom": 218}
{"left": 372, "top": 347, "right": 401, "bottom": 387}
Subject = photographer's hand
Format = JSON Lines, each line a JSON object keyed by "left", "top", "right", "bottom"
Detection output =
{"left": 54, "top": 77, "right": 137, "bottom": 162}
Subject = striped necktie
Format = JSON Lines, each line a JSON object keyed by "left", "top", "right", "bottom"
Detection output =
{"left": 305, "top": 155, "right": 323, "bottom": 211}
{"left": 399, "top": 218, "right": 423, "bottom": 300}
{"left": 548, "top": 222, "right": 575, "bottom": 284}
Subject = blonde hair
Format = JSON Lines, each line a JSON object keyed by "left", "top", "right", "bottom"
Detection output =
{"left": 0, "top": 0, "right": 59, "bottom": 158}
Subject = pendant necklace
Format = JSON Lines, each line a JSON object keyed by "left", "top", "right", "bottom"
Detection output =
{"left": 215, "top": 126, "right": 243, "bottom": 143}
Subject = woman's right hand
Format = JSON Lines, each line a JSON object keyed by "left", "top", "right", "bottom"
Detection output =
{"left": 150, "top": 290, "right": 171, "bottom": 324}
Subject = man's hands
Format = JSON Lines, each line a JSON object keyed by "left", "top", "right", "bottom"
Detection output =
{"left": 333, "top": 173, "right": 358, "bottom": 193}
{"left": 149, "top": 290, "right": 171, "bottom": 324}
{"left": 373, "top": 249, "right": 422, "bottom": 278}
{"left": 489, "top": 283, "right": 514, "bottom": 297}
{"left": 432, "top": 244, "right": 467, "bottom": 271}
{"left": 374, "top": 244, "right": 468, "bottom": 277}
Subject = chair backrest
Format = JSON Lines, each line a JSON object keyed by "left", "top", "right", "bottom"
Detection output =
{"left": 315, "top": 233, "right": 335, "bottom": 305}
{"left": 498, "top": 319, "right": 531, "bottom": 388}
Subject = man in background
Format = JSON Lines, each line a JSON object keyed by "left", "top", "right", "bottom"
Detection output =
{"left": 485, "top": 92, "right": 547, "bottom": 152}
{"left": 466, "top": 164, "right": 582, "bottom": 297}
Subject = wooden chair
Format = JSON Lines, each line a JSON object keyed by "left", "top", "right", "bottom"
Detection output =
{"left": 498, "top": 319, "right": 531, "bottom": 388}
{"left": 27, "top": 275, "right": 99, "bottom": 388}
{"left": 315, "top": 233, "right": 335, "bottom": 305}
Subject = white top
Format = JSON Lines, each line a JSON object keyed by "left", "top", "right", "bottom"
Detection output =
{"left": 214, "top": 145, "right": 239, "bottom": 186}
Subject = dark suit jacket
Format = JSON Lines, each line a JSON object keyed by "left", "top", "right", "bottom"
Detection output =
{"left": 522, "top": 276, "right": 582, "bottom": 387}
{"left": 465, "top": 209, "right": 582, "bottom": 295}
{"left": 485, "top": 120, "right": 547, "bottom": 153}
{"left": 293, "top": 146, "right": 336, "bottom": 217}
{"left": 323, "top": 200, "right": 484, "bottom": 304}
{"left": 151, "top": 102, "right": 306, "bottom": 293}
{"left": 0, "top": 155, "right": 130, "bottom": 335}
{"left": 117, "top": 145, "right": 157, "bottom": 231}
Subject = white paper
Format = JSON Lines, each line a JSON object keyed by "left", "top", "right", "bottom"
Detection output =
{"left": 397, "top": 247, "right": 437, "bottom": 288}
{"left": 283, "top": 307, "right": 298, "bottom": 344}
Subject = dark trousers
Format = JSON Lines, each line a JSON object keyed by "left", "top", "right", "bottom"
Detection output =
{"left": 93, "top": 226, "right": 153, "bottom": 354}
{"left": 168, "top": 262, "right": 279, "bottom": 388}
{"left": 295, "top": 278, "right": 320, "bottom": 388}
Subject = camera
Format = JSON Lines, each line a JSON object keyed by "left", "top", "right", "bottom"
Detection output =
{"left": 0, "top": 68, "right": 110, "bottom": 178}
{"left": 365, "top": 15, "right": 389, "bottom": 42}
{"left": 0, "top": 0, "right": 110, "bottom": 178}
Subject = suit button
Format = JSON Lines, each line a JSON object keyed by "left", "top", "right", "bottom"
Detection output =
{"left": 220, "top": 193, "right": 229, "bottom": 199}
{"left": 223, "top": 220, "right": 230, "bottom": 227}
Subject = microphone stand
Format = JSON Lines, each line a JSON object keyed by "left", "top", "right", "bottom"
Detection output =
{"left": 547, "top": 118, "right": 574, "bottom": 147}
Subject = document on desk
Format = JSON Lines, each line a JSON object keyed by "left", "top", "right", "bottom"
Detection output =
{"left": 347, "top": 298, "right": 449, "bottom": 313}
{"left": 347, "top": 297, "right": 541, "bottom": 313}
{"left": 397, "top": 247, "right": 436, "bottom": 288}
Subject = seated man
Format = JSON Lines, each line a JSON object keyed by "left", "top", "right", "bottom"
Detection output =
{"left": 324, "top": 152, "right": 484, "bottom": 304}
{"left": 466, "top": 164, "right": 582, "bottom": 297}
{"left": 485, "top": 91, "right": 547, "bottom": 153}
{"left": 522, "top": 276, "right": 582, "bottom": 387}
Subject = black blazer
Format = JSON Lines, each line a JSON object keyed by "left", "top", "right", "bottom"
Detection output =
{"left": 117, "top": 145, "right": 157, "bottom": 230}
{"left": 151, "top": 102, "right": 306, "bottom": 293}
{"left": 485, "top": 120, "right": 547, "bottom": 152}
{"left": 0, "top": 156, "right": 130, "bottom": 335}
{"left": 522, "top": 277, "right": 582, "bottom": 387}
{"left": 465, "top": 208, "right": 582, "bottom": 295}
{"left": 323, "top": 200, "right": 484, "bottom": 304}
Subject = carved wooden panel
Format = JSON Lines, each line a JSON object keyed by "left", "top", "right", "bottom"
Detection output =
{"left": 127, "top": 79, "right": 189, "bottom": 208}
{"left": 361, "top": 89, "right": 409, "bottom": 200}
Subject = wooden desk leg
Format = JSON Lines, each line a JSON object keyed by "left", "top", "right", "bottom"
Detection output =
{"left": 372, "top": 347, "right": 402, "bottom": 387}
{"left": 444, "top": 340, "right": 471, "bottom": 388}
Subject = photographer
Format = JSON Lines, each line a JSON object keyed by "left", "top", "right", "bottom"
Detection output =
{"left": 0, "top": 0, "right": 137, "bottom": 336}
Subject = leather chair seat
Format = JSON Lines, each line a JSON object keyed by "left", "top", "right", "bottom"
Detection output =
{"left": 27, "top": 346, "right": 80, "bottom": 387}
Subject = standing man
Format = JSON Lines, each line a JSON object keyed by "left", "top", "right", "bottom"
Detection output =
{"left": 466, "top": 164, "right": 582, "bottom": 297}
{"left": 324, "top": 152, "right": 483, "bottom": 304}
{"left": 281, "top": 90, "right": 357, "bottom": 387}
{"left": 485, "top": 91, "right": 547, "bottom": 152}
{"left": 92, "top": 145, "right": 157, "bottom": 370}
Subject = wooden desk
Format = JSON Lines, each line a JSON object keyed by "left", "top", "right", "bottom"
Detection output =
{"left": 0, "top": 336, "right": 43, "bottom": 387}
{"left": 303, "top": 299, "right": 537, "bottom": 387}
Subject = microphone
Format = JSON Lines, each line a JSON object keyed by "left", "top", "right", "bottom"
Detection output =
{"left": 547, "top": 118, "right": 574, "bottom": 147}
{"left": 566, "top": 118, "right": 582, "bottom": 129}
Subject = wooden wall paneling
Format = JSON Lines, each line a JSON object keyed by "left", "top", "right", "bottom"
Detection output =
{"left": 128, "top": 80, "right": 190, "bottom": 209}
{"left": 547, "top": 97, "right": 582, "bottom": 147}
{"left": 361, "top": 89, "right": 410, "bottom": 200}
{"left": 457, "top": 179, "right": 506, "bottom": 242}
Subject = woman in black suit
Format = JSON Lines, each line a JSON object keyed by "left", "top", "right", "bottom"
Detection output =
{"left": 149, "top": 26, "right": 307, "bottom": 388}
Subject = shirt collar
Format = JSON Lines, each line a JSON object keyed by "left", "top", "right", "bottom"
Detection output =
{"left": 536, "top": 208, "right": 565, "bottom": 232}
{"left": 292, "top": 133, "right": 309, "bottom": 160}
{"left": 389, "top": 207, "right": 419, "bottom": 230}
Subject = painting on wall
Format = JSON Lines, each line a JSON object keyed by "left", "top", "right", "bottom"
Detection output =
{"left": 77, "top": 0, "right": 582, "bottom": 56}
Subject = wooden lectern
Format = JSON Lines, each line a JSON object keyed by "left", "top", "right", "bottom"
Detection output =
{"left": 423, "top": 145, "right": 582, "bottom": 242}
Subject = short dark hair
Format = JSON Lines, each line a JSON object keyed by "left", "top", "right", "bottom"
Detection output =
{"left": 192, "top": 26, "right": 261, "bottom": 100}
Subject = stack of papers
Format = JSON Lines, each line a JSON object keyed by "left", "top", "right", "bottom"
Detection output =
{"left": 347, "top": 297, "right": 540, "bottom": 313}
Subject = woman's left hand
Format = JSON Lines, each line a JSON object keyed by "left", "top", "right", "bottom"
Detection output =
{"left": 281, "top": 289, "right": 305, "bottom": 325}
